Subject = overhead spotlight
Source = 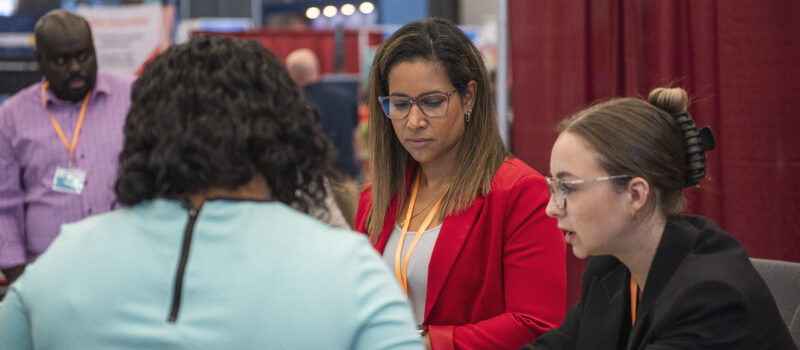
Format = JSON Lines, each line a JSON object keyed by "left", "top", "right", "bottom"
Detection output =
{"left": 306, "top": 7, "right": 320, "bottom": 19}
{"left": 341, "top": 3, "right": 356, "bottom": 16}
{"left": 323, "top": 5, "right": 338, "bottom": 18}
{"left": 359, "top": 2, "right": 375, "bottom": 14}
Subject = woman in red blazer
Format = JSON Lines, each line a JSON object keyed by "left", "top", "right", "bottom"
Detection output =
{"left": 355, "top": 18, "right": 567, "bottom": 349}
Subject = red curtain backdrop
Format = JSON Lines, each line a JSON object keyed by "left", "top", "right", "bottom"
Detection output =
{"left": 509, "top": 0, "right": 800, "bottom": 309}
{"left": 203, "top": 29, "right": 383, "bottom": 75}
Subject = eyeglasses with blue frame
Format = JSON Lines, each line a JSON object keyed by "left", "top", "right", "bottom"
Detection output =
{"left": 378, "top": 90, "right": 457, "bottom": 120}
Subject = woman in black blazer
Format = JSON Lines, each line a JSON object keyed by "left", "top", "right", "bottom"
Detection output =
{"left": 523, "top": 87, "right": 796, "bottom": 350}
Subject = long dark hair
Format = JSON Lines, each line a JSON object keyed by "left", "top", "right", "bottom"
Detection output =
{"left": 365, "top": 17, "right": 508, "bottom": 240}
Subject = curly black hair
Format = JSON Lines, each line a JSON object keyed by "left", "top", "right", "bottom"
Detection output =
{"left": 115, "top": 35, "right": 334, "bottom": 212}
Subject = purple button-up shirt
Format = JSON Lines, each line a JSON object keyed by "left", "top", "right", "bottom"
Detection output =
{"left": 0, "top": 72, "right": 134, "bottom": 268}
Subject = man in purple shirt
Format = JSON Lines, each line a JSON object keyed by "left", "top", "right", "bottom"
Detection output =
{"left": 0, "top": 10, "right": 134, "bottom": 284}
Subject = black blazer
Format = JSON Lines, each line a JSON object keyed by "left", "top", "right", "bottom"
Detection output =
{"left": 524, "top": 215, "right": 796, "bottom": 350}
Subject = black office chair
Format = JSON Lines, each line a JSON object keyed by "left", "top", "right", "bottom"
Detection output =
{"left": 791, "top": 304, "right": 800, "bottom": 348}
{"left": 750, "top": 258, "right": 800, "bottom": 347}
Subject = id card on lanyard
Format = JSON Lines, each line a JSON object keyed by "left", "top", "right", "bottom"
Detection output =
{"left": 42, "top": 81, "right": 90, "bottom": 195}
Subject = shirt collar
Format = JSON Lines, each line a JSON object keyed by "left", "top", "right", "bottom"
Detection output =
{"left": 42, "top": 73, "right": 110, "bottom": 105}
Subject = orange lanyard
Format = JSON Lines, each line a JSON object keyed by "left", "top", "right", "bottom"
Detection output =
{"left": 41, "top": 81, "right": 91, "bottom": 167}
{"left": 394, "top": 169, "right": 444, "bottom": 296}
{"left": 630, "top": 274, "right": 640, "bottom": 325}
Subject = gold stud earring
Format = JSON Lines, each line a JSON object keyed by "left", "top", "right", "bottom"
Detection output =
{"left": 464, "top": 110, "right": 472, "bottom": 124}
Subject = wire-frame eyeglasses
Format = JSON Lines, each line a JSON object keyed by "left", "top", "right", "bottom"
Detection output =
{"left": 545, "top": 175, "right": 631, "bottom": 210}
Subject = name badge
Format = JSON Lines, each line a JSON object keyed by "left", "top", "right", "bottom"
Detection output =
{"left": 52, "top": 166, "right": 87, "bottom": 195}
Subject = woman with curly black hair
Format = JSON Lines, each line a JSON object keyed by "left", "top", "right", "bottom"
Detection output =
{"left": 0, "top": 35, "right": 422, "bottom": 349}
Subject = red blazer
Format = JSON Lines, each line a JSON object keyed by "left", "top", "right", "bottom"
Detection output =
{"left": 355, "top": 158, "right": 566, "bottom": 350}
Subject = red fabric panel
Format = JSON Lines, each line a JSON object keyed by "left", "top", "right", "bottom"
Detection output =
{"left": 510, "top": 0, "right": 800, "bottom": 310}
{"left": 713, "top": 1, "right": 800, "bottom": 262}
{"left": 201, "top": 29, "right": 383, "bottom": 75}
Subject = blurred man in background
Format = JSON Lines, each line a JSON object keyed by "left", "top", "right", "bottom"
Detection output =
{"left": 0, "top": 9, "right": 134, "bottom": 284}
{"left": 287, "top": 48, "right": 362, "bottom": 227}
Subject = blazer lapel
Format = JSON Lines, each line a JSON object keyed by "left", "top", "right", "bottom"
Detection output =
{"left": 423, "top": 195, "right": 484, "bottom": 322}
{"left": 628, "top": 216, "right": 696, "bottom": 348}
{"left": 375, "top": 162, "right": 418, "bottom": 253}
{"left": 374, "top": 200, "right": 399, "bottom": 253}
{"left": 577, "top": 262, "right": 628, "bottom": 350}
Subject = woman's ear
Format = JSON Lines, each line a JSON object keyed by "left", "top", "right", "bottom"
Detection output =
{"left": 627, "top": 177, "right": 650, "bottom": 212}
{"left": 463, "top": 80, "right": 478, "bottom": 111}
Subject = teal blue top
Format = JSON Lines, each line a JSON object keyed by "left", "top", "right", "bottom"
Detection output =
{"left": 0, "top": 199, "right": 422, "bottom": 350}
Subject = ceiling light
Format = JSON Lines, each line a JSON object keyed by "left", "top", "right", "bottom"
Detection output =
{"left": 341, "top": 4, "right": 356, "bottom": 16}
{"left": 305, "top": 7, "right": 320, "bottom": 19}
{"left": 323, "top": 5, "right": 338, "bottom": 18}
{"left": 359, "top": 2, "right": 375, "bottom": 15}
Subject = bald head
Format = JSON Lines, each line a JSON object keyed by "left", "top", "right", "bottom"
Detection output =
{"left": 34, "top": 10, "right": 92, "bottom": 49}
{"left": 286, "top": 48, "right": 320, "bottom": 87}
{"left": 34, "top": 10, "right": 97, "bottom": 103}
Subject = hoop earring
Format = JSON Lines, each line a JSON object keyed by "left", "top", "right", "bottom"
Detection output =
{"left": 464, "top": 110, "right": 472, "bottom": 124}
